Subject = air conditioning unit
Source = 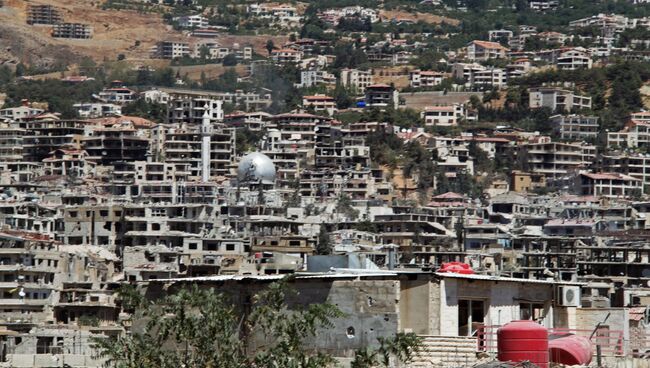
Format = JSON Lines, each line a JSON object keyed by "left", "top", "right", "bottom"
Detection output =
{"left": 557, "top": 286, "right": 580, "bottom": 307}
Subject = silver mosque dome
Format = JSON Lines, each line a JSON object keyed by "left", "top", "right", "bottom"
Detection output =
{"left": 237, "top": 152, "right": 276, "bottom": 184}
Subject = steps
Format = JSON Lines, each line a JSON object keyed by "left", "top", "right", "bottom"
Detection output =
{"left": 408, "top": 336, "right": 480, "bottom": 368}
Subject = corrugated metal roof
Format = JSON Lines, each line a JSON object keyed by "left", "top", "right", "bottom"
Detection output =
{"left": 435, "top": 272, "right": 585, "bottom": 286}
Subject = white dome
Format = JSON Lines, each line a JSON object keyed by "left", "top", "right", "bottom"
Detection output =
{"left": 237, "top": 152, "right": 276, "bottom": 184}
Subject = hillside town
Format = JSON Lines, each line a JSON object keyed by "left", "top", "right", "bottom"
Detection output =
{"left": 2, "top": 0, "right": 650, "bottom": 367}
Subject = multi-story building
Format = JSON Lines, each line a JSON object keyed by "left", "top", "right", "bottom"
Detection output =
{"left": 340, "top": 68, "right": 373, "bottom": 93}
{"left": 52, "top": 23, "right": 92, "bottom": 39}
{"left": 421, "top": 104, "right": 466, "bottom": 126}
{"left": 296, "top": 70, "right": 336, "bottom": 88}
{"left": 576, "top": 172, "right": 643, "bottom": 197}
{"left": 451, "top": 62, "right": 486, "bottom": 82}
{"left": 153, "top": 41, "right": 190, "bottom": 59}
{"left": 607, "top": 120, "right": 650, "bottom": 149}
{"left": 0, "top": 121, "right": 24, "bottom": 162}
{"left": 528, "top": 87, "right": 592, "bottom": 111}
{"left": 0, "top": 105, "right": 44, "bottom": 121}
{"left": 73, "top": 103, "right": 122, "bottom": 118}
{"left": 465, "top": 40, "right": 509, "bottom": 61}
{"left": 556, "top": 49, "right": 593, "bottom": 70}
{"left": 469, "top": 68, "right": 507, "bottom": 88}
{"left": 173, "top": 14, "right": 209, "bottom": 28}
{"left": 271, "top": 48, "right": 303, "bottom": 64}
{"left": 168, "top": 97, "right": 224, "bottom": 125}
{"left": 364, "top": 84, "right": 398, "bottom": 109}
{"left": 302, "top": 95, "right": 337, "bottom": 116}
{"left": 159, "top": 88, "right": 272, "bottom": 112}
{"left": 83, "top": 125, "right": 149, "bottom": 165}
{"left": 408, "top": 70, "right": 445, "bottom": 88}
{"left": 160, "top": 125, "right": 235, "bottom": 180}
{"left": 550, "top": 114, "right": 599, "bottom": 140}
{"left": 519, "top": 142, "right": 597, "bottom": 181}
{"left": 27, "top": 4, "right": 62, "bottom": 25}
{"left": 529, "top": 0, "right": 559, "bottom": 11}
{"left": 96, "top": 87, "right": 137, "bottom": 105}
{"left": 599, "top": 152, "right": 650, "bottom": 188}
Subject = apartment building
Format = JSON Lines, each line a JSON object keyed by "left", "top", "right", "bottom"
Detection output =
{"left": 0, "top": 105, "right": 44, "bottom": 121}
{"left": 488, "top": 29, "right": 514, "bottom": 43}
{"left": 577, "top": 172, "right": 642, "bottom": 197}
{"left": 469, "top": 68, "right": 507, "bottom": 88}
{"left": 153, "top": 41, "right": 191, "bottom": 59}
{"left": 0, "top": 122, "right": 24, "bottom": 162}
{"left": 528, "top": 87, "right": 592, "bottom": 111}
{"left": 168, "top": 97, "right": 224, "bottom": 125}
{"left": 96, "top": 87, "right": 137, "bottom": 105}
{"left": 550, "top": 114, "right": 599, "bottom": 140}
{"left": 302, "top": 95, "right": 337, "bottom": 116}
{"left": 556, "top": 49, "right": 593, "bottom": 70}
{"left": 27, "top": 4, "right": 62, "bottom": 25}
{"left": 160, "top": 87, "right": 272, "bottom": 112}
{"left": 519, "top": 142, "right": 597, "bottom": 181}
{"left": 52, "top": 23, "right": 92, "bottom": 39}
{"left": 296, "top": 70, "right": 336, "bottom": 88}
{"left": 451, "top": 62, "right": 486, "bottom": 81}
{"left": 74, "top": 103, "right": 122, "bottom": 118}
{"left": 408, "top": 70, "right": 445, "bottom": 88}
{"left": 607, "top": 120, "right": 650, "bottom": 149}
{"left": 465, "top": 40, "right": 509, "bottom": 61}
{"left": 421, "top": 104, "right": 466, "bottom": 126}
{"left": 340, "top": 68, "right": 373, "bottom": 93}
{"left": 83, "top": 126, "right": 149, "bottom": 165}
{"left": 173, "top": 14, "right": 208, "bottom": 28}
{"left": 364, "top": 84, "right": 398, "bottom": 109}
{"left": 160, "top": 125, "right": 235, "bottom": 180}
{"left": 271, "top": 49, "right": 303, "bottom": 63}
{"left": 599, "top": 152, "right": 650, "bottom": 188}
{"left": 529, "top": 0, "right": 559, "bottom": 11}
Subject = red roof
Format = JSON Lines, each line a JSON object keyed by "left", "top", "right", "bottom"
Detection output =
{"left": 432, "top": 192, "right": 465, "bottom": 200}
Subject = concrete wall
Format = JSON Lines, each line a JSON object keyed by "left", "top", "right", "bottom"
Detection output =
{"left": 400, "top": 276, "right": 431, "bottom": 335}
{"left": 439, "top": 278, "right": 555, "bottom": 336}
{"left": 146, "top": 277, "right": 401, "bottom": 358}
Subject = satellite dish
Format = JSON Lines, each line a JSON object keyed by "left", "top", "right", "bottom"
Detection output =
{"left": 18, "top": 288, "right": 25, "bottom": 298}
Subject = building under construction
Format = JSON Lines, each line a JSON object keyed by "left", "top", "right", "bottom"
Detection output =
{"left": 52, "top": 23, "right": 92, "bottom": 39}
{"left": 26, "top": 5, "right": 62, "bottom": 25}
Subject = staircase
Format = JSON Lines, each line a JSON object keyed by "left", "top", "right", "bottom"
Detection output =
{"left": 408, "top": 335, "right": 480, "bottom": 368}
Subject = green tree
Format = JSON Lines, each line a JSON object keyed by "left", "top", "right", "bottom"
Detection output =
{"left": 222, "top": 54, "right": 238, "bottom": 66}
{"left": 266, "top": 39, "right": 275, "bottom": 55}
{"left": 93, "top": 281, "right": 344, "bottom": 368}
{"left": 316, "top": 226, "right": 332, "bottom": 255}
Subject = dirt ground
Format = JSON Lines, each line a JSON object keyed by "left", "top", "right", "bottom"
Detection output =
{"left": 0, "top": 0, "right": 288, "bottom": 77}
{"left": 379, "top": 9, "right": 460, "bottom": 26}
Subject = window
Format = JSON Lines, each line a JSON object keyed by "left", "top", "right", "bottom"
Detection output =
{"left": 99, "top": 210, "right": 109, "bottom": 217}
{"left": 458, "top": 300, "right": 485, "bottom": 337}
{"left": 226, "top": 243, "right": 235, "bottom": 251}
{"left": 188, "top": 243, "right": 198, "bottom": 250}
{"left": 520, "top": 303, "right": 545, "bottom": 321}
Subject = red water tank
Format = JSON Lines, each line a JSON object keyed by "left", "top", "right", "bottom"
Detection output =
{"left": 549, "top": 334, "right": 592, "bottom": 366}
{"left": 497, "top": 320, "right": 549, "bottom": 368}
{"left": 437, "top": 262, "right": 474, "bottom": 274}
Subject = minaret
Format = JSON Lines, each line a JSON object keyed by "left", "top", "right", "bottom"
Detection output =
{"left": 201, "top": 102, "right": 213, "bottom": 182}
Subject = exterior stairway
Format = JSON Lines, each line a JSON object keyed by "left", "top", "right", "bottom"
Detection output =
{"left": 408, "top": 335, "right": 480, "bottom": 368}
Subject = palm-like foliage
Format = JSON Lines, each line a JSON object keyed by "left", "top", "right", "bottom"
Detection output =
{"left": 93, "top": 279, "right": 345, "bottom": 368}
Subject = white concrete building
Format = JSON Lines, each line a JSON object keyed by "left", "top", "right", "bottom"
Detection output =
{"left": 528, "top": 87, "right": 592, "bottom": 111}
{"left": 409, "top": 70, "right": 445, "bottom": 88}
{"left": 173, "top": 14, "right": 209, "bottom": 28}
{"left": 74, "top": 103, "right": 122, "bottom": 118}
{"left": 577, "top": 172, "right": 642, "bottom": 197}
{"left": 340, "top": 68, "right": 373, "bottom": 93}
